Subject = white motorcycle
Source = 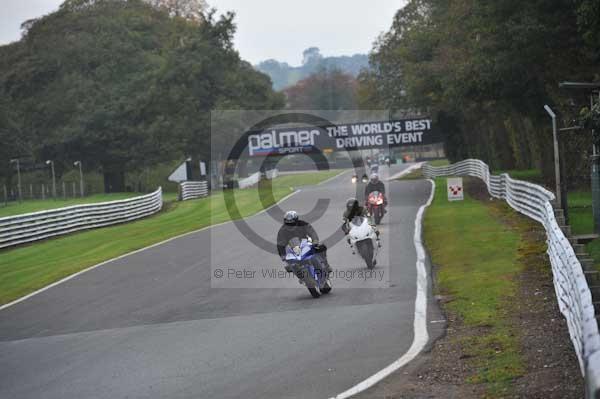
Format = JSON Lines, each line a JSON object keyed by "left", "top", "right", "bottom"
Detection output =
{"left": 347, "top": 215, "right": 380, "bottom": 269}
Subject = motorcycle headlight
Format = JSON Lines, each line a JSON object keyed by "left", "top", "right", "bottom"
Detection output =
{"left": 377, "top": 199, "right": 383, "bottom": 205}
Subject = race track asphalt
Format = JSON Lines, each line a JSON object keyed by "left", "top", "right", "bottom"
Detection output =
{"left": 0, "top": 164, "right": 440, "bottom": 399}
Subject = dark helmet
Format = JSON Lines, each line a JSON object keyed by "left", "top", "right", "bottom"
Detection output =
{"left": 346, "top": 198, "right": 359, "bottom": 212}
{"left": 370, "top": 172, "right": 379, "bottom": 182}
{"left": 283, "top": 210, "right": 299, "bottom": 225}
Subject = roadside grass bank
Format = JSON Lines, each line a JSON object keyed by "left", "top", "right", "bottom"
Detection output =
{"left": 424, "top": 177, "right": 525, "bottom": 395}
{"left": 363, "top": 176, "right": 581, "bottom": 398}
{"left": 491, "top": 168, "right": 543, "bottom": 184}
{"left": 424, "top": 178, "right": 580, "bottom": 397}
{"left": 0, "top": 170, "right": 341, "bottom": 306}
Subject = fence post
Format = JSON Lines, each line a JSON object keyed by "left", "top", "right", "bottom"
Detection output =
{"left": 29, "top": 184, "right": 33, "bottom": 199}
{"left": 3, "top": 185, "right": 6, "bottom": 206}
{"left": 72, "top": 182, "right": 76, "bottom": 198}
{"left": 42, "top": 184, "right": 46, "bottom": 200}
{"left": 62, "top": 181, "right": 66, "bottom": 199}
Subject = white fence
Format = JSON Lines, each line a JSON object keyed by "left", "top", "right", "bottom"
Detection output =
{"left": 238, "top": 172, "right": 261, "bottom": 189}
{"left": 265, "top": 168, "right": 279, "bottom": 180}
{"left": 423, "top": 159, "right": 600, "bottom": 396}
{"left": 0, "top": 188, "right": 163, "bottom": 249}
{"left": 180, "top": 181, "right": 209, "bottom": 201}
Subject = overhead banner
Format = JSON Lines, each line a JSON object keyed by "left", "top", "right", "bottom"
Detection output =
{"left": 245, "top": 118, "right": 438, "bottom": 157}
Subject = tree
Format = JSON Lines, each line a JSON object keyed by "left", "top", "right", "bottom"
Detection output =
{"left": 256, "top": 49, "right": 369, "bottom": 91}
{"left": 284, "top": 68, "right": 358, "bottom": 110}
{"left": 0, "top": 0, "right": 282, "bottom": 191}
{"left": 302, "top": 47, "right": 322, "bottom": 66}
{"left": 361, "top": 0, "right": 597, "bottom": 175}
{"left": 146, "top": 0, "right": 208, "bottom": 22}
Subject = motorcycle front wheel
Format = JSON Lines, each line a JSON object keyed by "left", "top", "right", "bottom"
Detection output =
{"left": 320, "top": 279, "right": 332, "bottom": 294}
{"left": 373, "top": 210, "right": 382, "bottom": 225}
{"left": 304, "top": 273, "right": 321, "bottom": 298}
{"left": 356, "top": 239, "right": 374, "bottom": 269}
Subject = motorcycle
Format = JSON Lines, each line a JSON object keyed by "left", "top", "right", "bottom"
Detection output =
{"left": 367, "top": 191, "right": 386, "bottom": 225}
{"left": 285, "top": 237, "right": 332, "bottom": 298}
{"left": 347, "top": 216, "right": 379, "bottom": 269}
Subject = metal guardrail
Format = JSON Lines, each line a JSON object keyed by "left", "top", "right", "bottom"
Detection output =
{"left": 0, "top": 188, "right": 163, "bottom": 249}
{"left": 424, "top": 159, "right": 600, "bottom": 397}
{"left": 180, "top": 181, "right": 209, "bottom": 201}
{"left": 180, "top": 169, "right": 278, "bottom": 201}
{"left": 238, "top": 172, "right": 261, "bottom": 189}
{"left": 265, "top": 168, "right": 279, "bottom": 180}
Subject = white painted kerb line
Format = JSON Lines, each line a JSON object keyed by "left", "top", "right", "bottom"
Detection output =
{"left": 330, "top": 178, "right": 436, "bottom": 399}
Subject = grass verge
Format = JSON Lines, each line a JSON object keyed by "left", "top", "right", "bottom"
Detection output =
{"left": 491, "top": 169, "right": 543, "bottom": 184}
{"left": 424, "top": 177, "right": 525, "bottom": 395}
{"left": 0, "top": 170, "right": 341, "bottom": 306}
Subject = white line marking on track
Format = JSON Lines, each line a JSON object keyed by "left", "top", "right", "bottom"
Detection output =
{"left": 318, "top": 170, "right": 349, "bottom": 185}
{"left": 0, "top": 189, "right": 303, "bottom": 312}
{"left": 330, "top": 178, "right": 436, "bottom": 399}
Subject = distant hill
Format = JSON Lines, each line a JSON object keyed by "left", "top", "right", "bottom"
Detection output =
{"left": 256, "top": 47, "right": 369, "bottom": 91}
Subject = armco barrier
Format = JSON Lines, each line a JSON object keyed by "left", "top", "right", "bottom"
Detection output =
{"left": 424, "top": 159, "right": 600, "bottom": 397}
{"left": 238, "top": 172, "right": 261, "bottom": 189}
{"left": 265, "top": 168, "right": 279, "bottom": 180}
{"left": 180, "top": 181, "right": 209, "bottom": 201}
{"left": 0, "top": 188, "right": 163, "bottom": 249}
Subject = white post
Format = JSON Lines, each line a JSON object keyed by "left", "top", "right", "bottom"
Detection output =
{"left": 544, "top": 105, "right": 561, "bottom": 208}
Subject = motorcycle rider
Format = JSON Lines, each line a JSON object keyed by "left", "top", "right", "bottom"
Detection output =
{"left": 277, "top": 210, "right": 330, "bottom": 273}
{"left": 342, "top": 198, "right": 380, "bottom": 245}
{"left": 364, "top": 172, "right": 387, "bottom": 208}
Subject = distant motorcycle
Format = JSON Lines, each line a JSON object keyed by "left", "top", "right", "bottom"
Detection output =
{"left": 367, "top": 191, "right": 386, "bottom": 225}
{"left": 347, "top": 215, "right": 379, "bottom": 269}
{"left": 285, "top": 237, "right": 332, "bottom": 298}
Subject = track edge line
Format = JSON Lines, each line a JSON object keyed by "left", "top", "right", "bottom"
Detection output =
{"left": 329, "top": 178, "right": 436, "bottom": 399}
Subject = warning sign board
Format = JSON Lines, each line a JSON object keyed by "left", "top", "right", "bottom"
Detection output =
{"left": 447, "top": 177, "right": 464, "bottom": 201}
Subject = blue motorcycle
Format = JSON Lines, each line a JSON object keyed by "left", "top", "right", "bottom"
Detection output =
{"left": 285, "top": 237, "right": 332, "bottom": 298}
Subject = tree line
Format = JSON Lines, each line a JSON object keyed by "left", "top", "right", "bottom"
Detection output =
{"left": 256, "top": 47, "right": 368, "bottom": 91}
{"left": 0, "top": 0, "right": 284, "bottom": 192}
{"left": 358, "top": 0, "right": 600, "bottom": 178}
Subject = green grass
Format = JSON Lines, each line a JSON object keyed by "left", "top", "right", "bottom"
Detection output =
{"left": 565, "top": 190, "right": 593, "bottom": 236}
{"left": 0, "top": 170, "right": 341, "bottom": 305}
{"left": 492, "top": 169, "right": 542, "bottom": 183}
{"left": 0, "top": 193, "right": 147, "bottom": 218}
{"left": 428, "top": 159, "right": 450, "bottom": 167}
{"left": 571, "top": 190, "right": 600, "bottom": 269}
{"left": 424, "top": 178, "right": 525, "bottom": 394}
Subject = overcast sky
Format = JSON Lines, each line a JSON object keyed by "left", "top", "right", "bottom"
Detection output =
{"left": 0, "top": 0, "right": 404, "bottom": 65}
